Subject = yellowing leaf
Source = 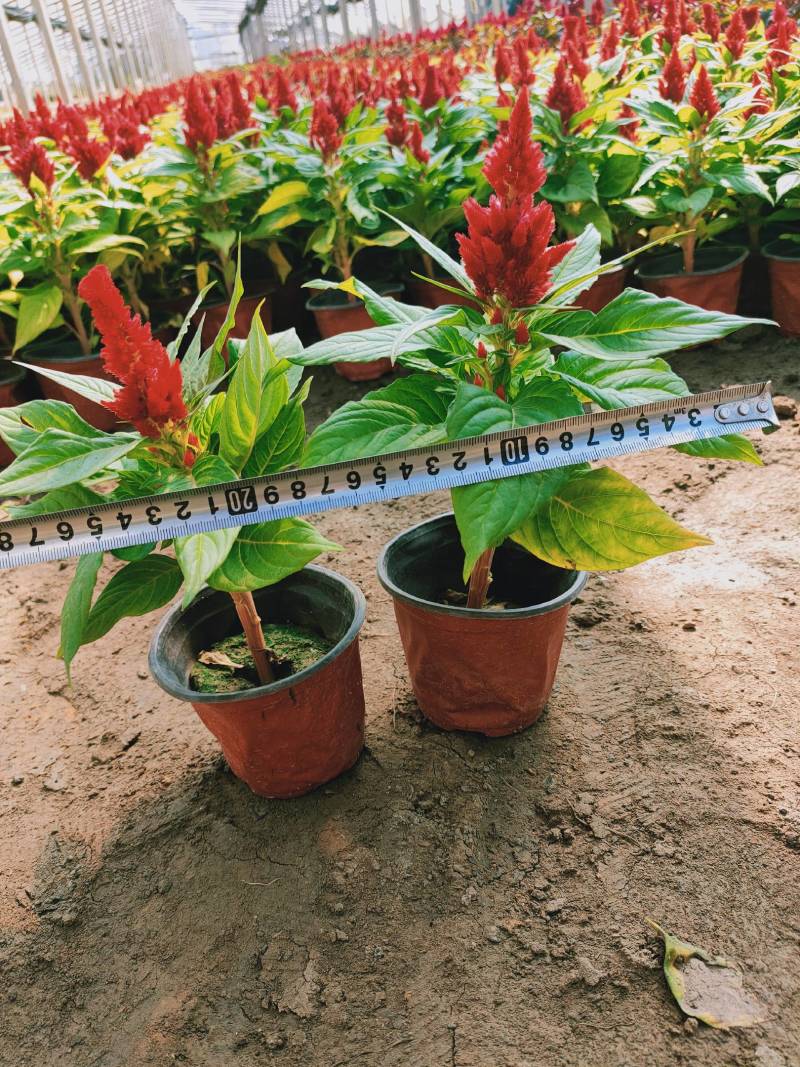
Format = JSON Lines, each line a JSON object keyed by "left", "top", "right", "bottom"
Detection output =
{"left": 256, "top": 180, "right": 310, "bottom": 216}
{"left": 512, "top": 467, "right": 711, "bottom": 571}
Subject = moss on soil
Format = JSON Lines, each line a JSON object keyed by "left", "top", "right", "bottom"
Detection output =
{"left": 190, "top": 623, "right": 334, "bottom": 694}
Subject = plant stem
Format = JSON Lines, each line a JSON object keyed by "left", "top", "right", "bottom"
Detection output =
{"left": 230, "top": 591, "right": 274, "bottom": 685}
{"left": 467, "top": 548, "right": 495, "bottom": 609}
{"left": 681, "top": 225, "right": 696, "bottom": 275}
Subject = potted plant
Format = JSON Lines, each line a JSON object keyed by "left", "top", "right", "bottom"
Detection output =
{"left": 0, "top": 359, "right": 28, "bottom": 468}
{"left": 628, "top": 62, "right": 774, "bottom": 312}
{"left": 261, "top": 95, "right": 408, "bottom": 380}
{"left": 0, "top": 266, "right": 366, "bottom": 798}
{"left": 0, "top": 129, "right": 146, "bottom": 429}
{"left": 293, "top": 93, "right": 764, "bottom": 737}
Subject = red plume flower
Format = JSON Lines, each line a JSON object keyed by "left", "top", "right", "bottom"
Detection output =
{"left": 272, "top": 69, "right": 298, "bottom": 113}
{"left": 564, "top": 39, "right": 589, "bottom": 81}
{"left": 408, "top": 121, "right": 430, "bottom": 164}
{"left": 494, "top": 40, "right": 512, "bottom": 83}
{"left": 456, "top": 94, "right": 573, "bottom": 308}
{"left": 742, "top": 6, "right": 760, "bottom": 30}
{"left": 184, "top": 77, "right": 217, "bottom": 153}
{"left": 660, "top": 0, "right": 682, "bottom": 46}
{"left": 745, "top": 72, "right": 771, "bottom": 118}
{"left": 68, "top": 138, "right": 112, "bottom": 181}
{"left": 601, "top": 20, "right": 621, "bottom": 60}
{"left": 385, "top": 97, "right": 408, "bottom": 147}
{"left": 619, "top": 102, "right": 640, "bottom": 142}
{"left": 701, "top": 3, "right": 721, "bottom": 40}
{"left": 310, "top": 97, "right": 342, "bottom": 161}
{"left": 690, "top": 64, "right": 720, "bottom": 120}
{"left": 659, "top": 47, "right": 687, "bottom": 102}
{"left": 513, "top": 37, "right": 536, "bottom": 86}
{"left": 419, "top": 64, "right": 444, "bottom": 108}
{"left": 545, "top": 57, "right": 587, "bottom": 129}
{"left": 77, "top": 265, "right": 187, "bottom": 439}
{"left": 620, "top": 0, "right": 642, "bottom": 36}
{"left": 589, "top": 0, "right": 605, "bottom": 28}
{"left": 482, "top": 92, "right": 546, "bottom": 204}
{"left": 7, "top": 141, "right": 55, "bottom": 194}
{"left": 724, "top": 9, "right": 747, "bottom": 60}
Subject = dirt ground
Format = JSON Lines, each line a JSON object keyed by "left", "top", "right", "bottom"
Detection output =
{"left": 1, "top": 329, "right": 799, "bottom": 1067}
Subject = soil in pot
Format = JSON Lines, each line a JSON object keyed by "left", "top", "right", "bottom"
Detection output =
{"left": 763, "top": 239, "right": 800, "bottom": 337}
{"left": 149, "top": 565, "right": 367, "bottom": 799}
{"left": 409, "top": 277, "right": 481, "bottom": 311}
{"left": 197, "top": 291, "right": 274, "bottom": 351}
{"left": 634, "top": 245, "right": 748, "bottom": 315}
{"left": 306, "top": 284, "right": 403, "bottom": 382}
{"left": 377, "top": 513, "right": 587, "bottom": 737}
{"left": 576, "top": 265, "right": 626, "bottom": 313}
{"left": 191, "top": 625, "right": 334, "bottom": 694}
{"left": 0, "top": 361, "right": 29, "bottom": 467}
{"left": 20, "top": 339, "right": 118, "bottom": 432}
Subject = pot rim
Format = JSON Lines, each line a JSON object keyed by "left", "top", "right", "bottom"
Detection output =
{"left": 377, "top": 512, "right": 588, "bottom": 620}
{"left": 305, "top": 281, "right": 404, "bottom": 312}
{"left": 634, "top": 244, "right": 749, "bottom": 281}
{"left": 0, "top": 360, "right": 27, "bottom": 385}
{"left": 148, "top": 564, "right": 367, "bottom": 705}
{"left": 761, "top": 238, "right": 800, "bottom": 263}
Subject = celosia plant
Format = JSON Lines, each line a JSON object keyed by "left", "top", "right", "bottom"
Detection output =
{"left": 293, "top": 94, "right": 764, "bottom": 608}
{"left": 0, "top": 266, "right": 333, "bottom": 679}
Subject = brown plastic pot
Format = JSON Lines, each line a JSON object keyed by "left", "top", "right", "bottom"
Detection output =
{"left": 197, "top": 291, "right": 274, "bottom": 350}
{"left": 634, "top": 245, "right": 748, "bottom": 314}
{"left": 763, "top": 239, "right": 800, "bottom": 337}
{"left": 377, "top": 514, "right": 587, "bottom": 737}
{"left": 409, "top": 276, "right": 481, "bottom": 311}
{"left": 577, "top": 266, "right": 626, "bottom": 313}
{"left": 22, "top": 345, "right": 118, "bottom": 432}
{"left": 0, "top": 361, "right": 29, "bottom": 467}
{"left": 306, "top": 284, "right": 403, "bottom": 382}
{"left": 149, "top": 566, "right": 367, "bottom": 799}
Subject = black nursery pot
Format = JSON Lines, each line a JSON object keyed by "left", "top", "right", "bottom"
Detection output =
{"left": 149, "top": 566, "right": 367, "bottom": 799}
{"left": 377, "top": 514, "right": 587, "bottom": 737}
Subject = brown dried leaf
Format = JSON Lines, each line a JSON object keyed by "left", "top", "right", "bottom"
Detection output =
{"left": 198, "top": 650, "right": 243, "bottom": 670}
{"left": 648, "top": 919, "right": 765, "bottom": 1029}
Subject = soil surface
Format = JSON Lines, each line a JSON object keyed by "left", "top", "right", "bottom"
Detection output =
{"left": 1, "top": 328, "right": 799, "bottom": 1067}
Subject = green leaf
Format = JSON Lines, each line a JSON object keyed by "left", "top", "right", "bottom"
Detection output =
{"left": 218, "top": 312, "right": 270, "bottom": 471}
{"left": 707, "top": 161, "right": 772, "bottom": 202}
{"left": 6, "top": 398, "right": 107, "bottom": 438}
{"left": 673, "top": 434, "right": 761, "bottom": 464}
{"left": 59, "top": 553, "right": 103, "bottom": 679}
{"left": 446, "top": 379, "right": 584, "bottom": 578}
{"left": 175, "top": 528, "right": 238, "bottom": 607}
{"left": 381, "top": 210, "right": 476, "bottom": 294}
{"left": 13, "top": 285, "right": 63, "bottom": 351}
{"left": 303, "top": 374, "right": 452, "bottom": 465}
{"left": 82, "top": 555, "right": 183, "bottom": 645}
{"left": 545, "top": 225, "right": 602, "bottom": 305}
{"left": 208, "top": 519, "right": 339, "bottom": 593}
{"left": 597, "top": 154, "right": 640, "bottom": 199}
{"left": 8, "top": 482, "right": 104, "bottom": 518}
{"left": 256, "top": 180, "right": 310, "bottom": 216}
{"left": 292, "top": 321, "right": 453, "bottom": 367}
{"left": 512, "top": 467, "right": 712, "bottom": 570}
{"left": 243, "top": 384, "right": 308, "bottom": 477}
{"left": 542, "top": 159, "right": 598, "bottom": 205}
{"left": 539, "top": 289, "right": 768, "bottom": 359}
{"left": 306, "top": 276, "right": 430, "bottom": 327}
{"left": 0, "top": 429, "right": 140, "bottom": 497}
{"left": 189, "top": 393, "right": 226, "bottom": 448}
{"left": 16, "top": 361, "right": 118, "bottom": 406}
{"left": 68, "top": 233, "right": 147, "bottom": 256}
{"left": 209, "top": 246, "right": 244, "bottom": 368}
{"left": 553, "top": 352, "right": 691, "bottom": 407}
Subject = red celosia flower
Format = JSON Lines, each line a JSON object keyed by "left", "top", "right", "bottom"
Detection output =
{"left": 7, "top": 141, "right": 55, "bottom": 194}
{"left": 545, "top": 57, "right": 587, "bottom": 129}
{"left": 225, "top": 71, "right": 251, "bottom": 130}
{"left": 483, "top": 92, "right": 546, "bottom": 204}
{"left": 419, "top": 64, "right": 444, "bottom": 108}
{"left": 513, "top": 37, "right": 535, "bottom": 87}
{"left": 724, "top": 9, "right": 747, "bottom": 60}
{"left": 494, "top": 40, "right": 512, "bottom": 83}
{"left": 701, "top": 3, "right": 721, "bottom": 40}
{"left": 601, "top": 20, "right": 621, "bottom": 60}
{"left": 77, "top": 266, "right": 187, "bottom": 438}
{"left": 660, "top": 0, "right": 682, "bottom": 46}
{"left": 68, "top": 137, "right": 112, "bottom": 180}
{"left": 741, "top": 6, "right": 760, "bottom": 30}
{"left": 184, "top": 77, "right": 217, "bottom": 153}
{"left": 271, "top": 70, "right": 298, "bottom": 113}
{"left": 690, "top": 64, "right": 720, "bottom": 119}
{"left": 745, "top": 72, "right": 770, "bottom": 118}
{"left": 589, "top": 0, "right": 605, "bottom": 27}
{"left": 514, "top": 321, "right": 530, "bottom": 345}
{"left": 310, "top": 97, "right": 342, "bottom": 161}
{"left": 767, "top": 18, "right": 794, "bottom": 78}
{"left": 659, "top": 47, "right": 687, "bottom": 102}
{"left": 456, "top": 94, "right": 573, "bottom": 308}
{"left": 408, "top": 122, "right": 430, "bottom": 164}
{"left": 385, "top": 97, "right": 408, "bottom": 147}
{"left": 620, "top": 0, "right": 642, "bottom": 36}
{"left": 619, "top": 102, "right": 640, "bottom": 142}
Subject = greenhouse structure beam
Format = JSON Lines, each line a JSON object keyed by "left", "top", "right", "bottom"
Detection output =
{"left": 30, "top": 0, "right": 72, "bottom": 101}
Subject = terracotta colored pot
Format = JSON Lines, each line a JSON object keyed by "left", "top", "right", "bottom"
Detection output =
{"left": 0, "top": 361, "right": 29, "bottom": 467}
{"left": 634, "top": 246, "right": 748, "bottom": 314}
{"left": 409, "top": 277, "right": 481, "bottom": 311}
{"left": 306, "top": 284, "right": 403, "bottom": 382}
{"left": 763, "top": 240, "right": 800, "bottom": 337}
{"left": 23, "top": 346, "right": 118, "bottom": 432}
{"left": 149, "top": 566, "right": 367, "bottom": 799}
{"left": 197, "top": 291, "right": 274, "bottom": 350}
{"left": 377, "top": 514, "right": 587, "bottom": 737}
{"left": 577, "top": 266, "right": 626, "bottom": 313}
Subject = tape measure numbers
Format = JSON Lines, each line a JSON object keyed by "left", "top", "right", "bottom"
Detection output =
{"left": 0, "top": 382, "right": 778, "bottom": 571}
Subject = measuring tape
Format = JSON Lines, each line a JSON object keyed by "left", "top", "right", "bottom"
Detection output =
{"left": 0, "top": 382, "right": 777, "bottom": 571}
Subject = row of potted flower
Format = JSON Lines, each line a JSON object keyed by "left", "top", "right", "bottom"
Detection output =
{"left": 0, "top": 96, "right": 767, "bottom": 798}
